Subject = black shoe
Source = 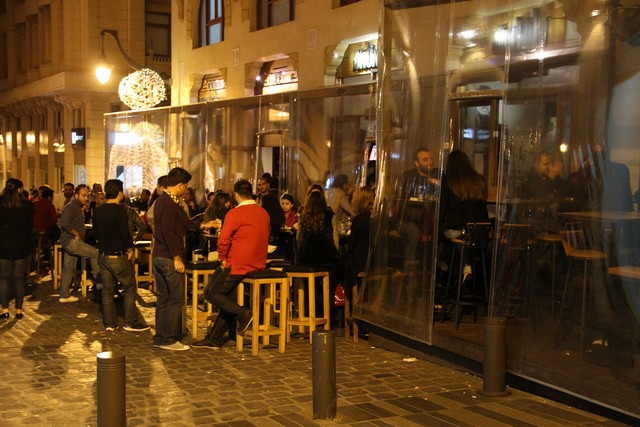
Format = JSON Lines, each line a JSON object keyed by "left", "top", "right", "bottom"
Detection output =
{"left": 15, "top": 313, "right": 24, "bottom": 320}
{"left": 191, "top": 339, "right": 222, "bottom": 350}
{"left": 238, "top": 310, "right": 253, "bottom": 333}
{"left": 0, "top": 312, "right": 9, "bottom": 320}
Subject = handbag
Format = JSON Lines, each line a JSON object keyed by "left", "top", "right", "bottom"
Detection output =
{"left": 334, "top": 284, "right": 345, "bottom": 307}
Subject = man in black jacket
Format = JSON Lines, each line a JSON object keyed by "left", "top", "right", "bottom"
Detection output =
{"left": 92, "top": 179, "right": 149, "bottom": 333}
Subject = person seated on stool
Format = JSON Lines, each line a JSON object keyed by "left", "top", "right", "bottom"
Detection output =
{"left": 390, "top": 147, "right": 440, "bottom": 273}
{"left": 92, "top": 179, "right": 150, "bottom": 333}
{"left": 295, "top": 188, "right": 341, "bottom": 328}
{"left": 343, "top": 187, "right": 374, "bottom": 329}
{"left": 192, "top": 179, "right": 270, "bottom": 350}
{"left": 58, "top": 184, "right": 102, "bottom": 303}
{"left": 438, "top": 150, "right": 489, "bottom": 283}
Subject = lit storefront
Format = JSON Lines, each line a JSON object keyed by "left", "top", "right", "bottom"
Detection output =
{"left": 103, "top": 0, "right": 640, "bottom": 419}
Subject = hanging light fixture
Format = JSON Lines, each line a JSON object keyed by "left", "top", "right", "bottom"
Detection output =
{"left": 95, "top": 31, "right": 113, "bottom": 84}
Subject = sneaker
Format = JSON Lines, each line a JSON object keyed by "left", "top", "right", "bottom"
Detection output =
{"left": 191, "top": 339, "right": 222, "bottom": 350}
{"left": 238, "top": 310, "right": 253, "bottom": 333}
{"left": 59, "top": 296, "right": 79, "bottom": 303}
{"left": 123, "top": 323, "right": 151, "bottom": 332}
{"left": 157, "top": 341, "right": 190, "bottom": 351}
{"left": 105, "top": 326, "right": 117, "bottom": 332}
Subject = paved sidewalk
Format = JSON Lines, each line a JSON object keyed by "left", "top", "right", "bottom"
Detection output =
{"left": 0, "top": 277, "right": 628, "bottom": 426}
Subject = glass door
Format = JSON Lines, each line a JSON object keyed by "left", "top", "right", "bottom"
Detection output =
{"left": 449, "top": 97, "right": 501, "bottom": 199}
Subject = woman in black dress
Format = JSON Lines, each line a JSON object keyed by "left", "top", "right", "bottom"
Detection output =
{"left": 0, "top": 178, "right": 35, "bottom": 320}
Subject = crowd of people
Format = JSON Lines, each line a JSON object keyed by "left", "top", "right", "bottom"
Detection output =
{"left": 0, "top": 167, "right": 373, "bottom": 352}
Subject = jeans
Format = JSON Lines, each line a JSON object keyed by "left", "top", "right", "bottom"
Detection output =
{"left": 204, "top": 267, "right": 245, "bottom": 343}
{"left": 60, "top": 239, "right": 100, "bottom": 298}
{"left": 152, "top": 257, "right": 186, "bottom": 345}
{"left": 0, "top": 257, "right": 30, "bottom": 310}
{"left": 98, "top": 254, "right": 138, "bottom": 328}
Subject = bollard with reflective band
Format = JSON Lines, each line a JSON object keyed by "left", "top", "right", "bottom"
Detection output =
{"left": 97, "top": 351, "right": 126, "bottom": 427}
{"left": 478, "top": 316, "right": 511, "bottom": 397}
{"left": 312, "top": 330, "right": 337, "bottom": 419}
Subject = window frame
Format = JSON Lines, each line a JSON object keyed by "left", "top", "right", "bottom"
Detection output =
{"left": 199, "top": 0, "right": 224, "bottom": 47}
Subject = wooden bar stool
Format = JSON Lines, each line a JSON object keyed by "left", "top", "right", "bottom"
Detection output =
{"left": 558, "top": 226, "right": 607, "bottom": 352}
{"left": 236, "top": 269, "right": 289, "bottom": 356}
{"left": 52, "top": 242, "right": 63, "bottom": 289}
{"left": 184, "top": 260, "right": 220, "bottom": 338}
{"left": 283, "top": 265, "right": 331, "bottom": 344}
{"left": 537, "top": 232, "right": 563, "bottom": 321}
{"left": 443, "top": 222, "right": 492, "bottom": 329}
{"left": 134, "top": 240, "right": 154, "bottom": 291}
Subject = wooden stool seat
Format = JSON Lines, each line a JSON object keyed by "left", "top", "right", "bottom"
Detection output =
{"left": 184, "top": 260, "right": 220, "bottom": 338}
{"left": 608, "top": 266, "right": 640, "bottom": 281}
{"left": 236, "top": 269, "right": 289, "bottom": 356}
{"left": 283, "top": 265, "right": 331, "bottom": 344}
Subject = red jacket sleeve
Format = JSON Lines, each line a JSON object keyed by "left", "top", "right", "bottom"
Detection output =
{"left": 216, "top": 210, "right": 238, "bottom": 262}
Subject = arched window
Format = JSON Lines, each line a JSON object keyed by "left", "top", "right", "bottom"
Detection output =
{"left": 199, "top": 0, "right": 223, "bottom": 46}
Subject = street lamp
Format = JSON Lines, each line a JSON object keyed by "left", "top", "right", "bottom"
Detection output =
{"left": 96, "top": 29, "right": 167, "bottom": 110}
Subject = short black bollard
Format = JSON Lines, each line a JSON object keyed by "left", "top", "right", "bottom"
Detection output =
{"left": 312, "top": 330, "right": 337, "bottom": 419}
{"left": 97, "top": 351, "right": 126, "bottom": 427}
{"left": 477, "top": 316, "right": 511, "bottom": 397}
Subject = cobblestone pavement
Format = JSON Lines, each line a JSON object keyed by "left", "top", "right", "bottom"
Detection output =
{"left": 0, "top": 276, "right": 629, "bottom": 426}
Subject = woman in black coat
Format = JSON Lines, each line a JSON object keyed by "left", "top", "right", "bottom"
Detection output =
{"left": 0, "top": 178, "right": 35, "bottom": 320}
{"left": 344, "top": 186, "right": 374, "bottom": 302}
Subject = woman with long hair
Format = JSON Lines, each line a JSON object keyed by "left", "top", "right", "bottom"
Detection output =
{"left": 439, "top": 150, "right": 488, "bottom": 239}
{"left": 203, "top": 191, "right": 231, "bottom": 223}
{"left": 295, "top": 188, "right": 340, "bottom": 327}
{"left": 439, "top": 150, "right": 489, "bottom": 284}
{"left": 296, "top": 189, "right": 338, "bottom": 265}
{"left": 0, "top": 178, "right": 35, "bottom": 320}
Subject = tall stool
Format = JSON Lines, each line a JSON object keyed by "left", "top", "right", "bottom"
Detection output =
{"left": 184, "top": 260, "right": 220, "bottom": 338}
{"left": 53, "top": 243, "right": 89, "bottom": 296}
{"left": 557, "top": 225, "right": 607, "bottom": 352}
{"left": 345, "top": 272, "right": 365, "bottom": 343}
{"left": 236, "top": 269, "right": 289, "bottom": 356}
{"left": 52, "top": 242, "right": 63, "bottom": 289}
{"left": 283, "top": 265, "right": 331, "bottom": 343}
{"left": 443, "top": 222, "right": 492, "bottom": 329}
{"left": 134, "top": 240, "right": 154, "bottom": 291}
{"left": 537, "top": 232, "right": 563, "bottom": 321}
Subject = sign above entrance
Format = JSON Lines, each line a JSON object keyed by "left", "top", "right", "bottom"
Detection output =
{"left": 353, "top": 42, "right": 378, "bottom": 72}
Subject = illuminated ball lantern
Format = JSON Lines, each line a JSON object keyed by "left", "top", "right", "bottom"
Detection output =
{"left": 118, "top": 68, "right": 167, "bottom": 110}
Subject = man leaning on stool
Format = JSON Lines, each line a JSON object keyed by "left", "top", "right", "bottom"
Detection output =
{"left": 92, "top": 179, "right": 150, "bottom": 333}
{"left": 152, "top": 167, "right": 218, "bottom": 351}
{"left": 192, "top": 179, "right": 270, "bottom": 350}
{"left": 58, "top": 184, "right": 101, "bottom": 303}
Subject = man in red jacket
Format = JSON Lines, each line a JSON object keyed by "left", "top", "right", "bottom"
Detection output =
{"left": 192, "top": 179, "right": 270, "bottom": 349}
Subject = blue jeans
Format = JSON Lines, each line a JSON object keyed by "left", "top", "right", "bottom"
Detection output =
{"left": 60, "top": 239, "right": 100, "bottom": 298}
{"left": 97, "top": 254, "right": 138, "bottom": 328}
{"left": 0, "top": 257, "right": 30, "bottom": 310}
{"left": 152, "top": 257, "right": 185, "bottom": 345}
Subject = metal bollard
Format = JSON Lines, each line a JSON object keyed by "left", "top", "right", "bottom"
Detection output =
{"left": 312, "top": 330, "right": 337, "bottom": 419}
{"left": 477, "top": 316, "right": 511, "bottom": 397}
{"left": 97, "top": 351, "right": 126, "bottom": 427}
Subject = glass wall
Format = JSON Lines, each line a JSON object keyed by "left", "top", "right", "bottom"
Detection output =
{"left": 104, "top": 85, "right": 375, "bottom": 211}
{"left": 361, "top": 0, "right": 640, "bottom": 417}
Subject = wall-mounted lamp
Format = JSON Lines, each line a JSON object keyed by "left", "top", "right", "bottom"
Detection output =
{"left": 96, "top": 28, "right": 167, "bottom": 110}
{"left": 96, "top": 29, "right": 146, "bottom": 85}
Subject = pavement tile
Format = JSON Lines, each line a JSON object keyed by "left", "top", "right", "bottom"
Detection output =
{"left": 0, "top": 277, "right": 629, "bottom": 426}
